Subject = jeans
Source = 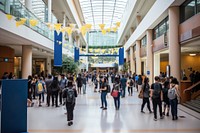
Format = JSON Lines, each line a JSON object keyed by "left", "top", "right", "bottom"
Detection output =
{"left": 113, "top": 93, "right": 120, "bottom": 109}
{"left": 152, "top": 98, "right": 162, "bottom": 119}
{"left": 66, "top": 103, "right": 75, "bottom": 121}
{"left": 52, "top": 90, "right": 59, "bottom": 106}
{"left": 83, "top": 84, "right": 86, "bottom": 94}
{"left": 128, "top": 87, "right": 133, "bottom": 95}
{"left": 141, "top": 97, "right": 151, "bottom": 112}
{"left": 42, "top": 92, "right": 44, "bottom": 102}
{"left": 101, "top": 92, "right": 107, "bottom": 108}
{"left": 59, "top": 90, "right": 63, "bottom": 104}
{"left": 169, "top": 98, "right": 178, "bottom": 118}
{"left": 122, "top": 86, "right": 126, "bottom": 97}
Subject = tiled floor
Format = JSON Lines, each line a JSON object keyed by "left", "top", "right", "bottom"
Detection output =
{"left": 28, "top": 83, "right": 200, "bottom": 133}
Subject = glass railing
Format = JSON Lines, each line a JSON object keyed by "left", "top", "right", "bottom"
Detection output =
{"left": 1, "top": 0, "right": 53, "bottom": 40}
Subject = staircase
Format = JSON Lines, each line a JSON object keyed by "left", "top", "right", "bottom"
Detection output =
{"left": 182, "top": 96, "right": 200, "bottom": 113}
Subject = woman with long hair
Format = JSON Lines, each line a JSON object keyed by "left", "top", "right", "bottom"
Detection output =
{"left": 100, "top": 77, "right": 108, "bottom": 110}
{"left": 168, "top": 78, "right": 180, "bottom": 120}
{"left": 141, "top": 77, "right": 152, "bottom": 113}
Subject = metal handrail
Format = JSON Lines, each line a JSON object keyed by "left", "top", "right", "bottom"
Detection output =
{"left": 184, "top": 81, "right": 200, "bottom": 93}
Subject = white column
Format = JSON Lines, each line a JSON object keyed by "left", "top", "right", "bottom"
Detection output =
{"left": 86, "top": 44, "right": 89, "bottom": 71}
{"left": 62, "top": 13, "right": 66, "bottom": 45}
{"left": 46, "top": 57, "right": 52, "bottom": 74}
{"left": 146, "top": 29, "right": 153, "bottom": 84}
{"left": 136, "top": 15, "right": 141, "bottom": 26}
{"left": 22, "top": 46, "right": 32, "bottom": 79}
{"left": 169, "top": 7, "right": 180, "bottom": 81}
{"left": 154, "top": 53, "right": 160, "bottom": 77}
{"left": 25, "top": 0, "right": 32, "bottom": 10}
{"left": 5, "top": 0, "right": 10, "bottom": 14}
{"left": 136, "top": 41, "right": 141, "bottom": 75}
{"left": 77, "top": 37, "right": 81, "bottom": 48}
{"left": 48, "top": 0, "right": 52, "bottom": 23}
{"left": 130, "top": 46, "right": 135, "bottom": 74}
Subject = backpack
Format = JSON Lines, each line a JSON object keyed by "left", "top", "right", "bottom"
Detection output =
{"left": 152, "top": 83, "right": 162, "bottom": 99}
{"left": 37, "top": 82, "right": 44, "bottom": 94}
{"left": 107, "top": 85, "right": 111, "bottom": 93}
{"left": 130, "top": 79, "right": 133, "bottom": 86}
{"left": 168, "top": 88, "right": 177, "bottom": 100}
{"left": 66, "top": 88, "right": 75, "bottom": 104}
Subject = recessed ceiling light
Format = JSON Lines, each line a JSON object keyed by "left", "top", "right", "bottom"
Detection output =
{"left": 189, "top": 54, "right": 196, "bottom": 56}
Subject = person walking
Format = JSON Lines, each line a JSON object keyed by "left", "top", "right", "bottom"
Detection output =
{"left": 111, "top": 79, "right": 121, "bottom": 110}
{"left": 63, "top": 76, "right": 77, "bottom": 126}
{"left": 162, "top": 81, "right": 170, "bottom": 116}
{"left": 141, "top": 77, "right": 152, "bottom": 113}
{"left": 168, "top": 78, "right": 180, "bottom": 120}
{"left": 45, "top": 74, "right": 53, "bottom": 107}
{"left": 120, "top": 75, "right": 127, "bottom": 98}
{"left": 150, "top": 76, "right": 163, "bottom": 121}
{"left": 36, "top": 77, "right": 46, "bottom": 107}
{"left": 59, "top": 74, "right": 67, "bottom": 105}
{"left": 100, "top": 77, "right": 108, "bottom": 110}
{"left": 76, "top": 74, "right": 83, "bottom": 94}
{"left": 127, "top": 77, "right": 134, "bottom": 96}
{"left": 50, "top": 76, "right": 60, "bottom": 107}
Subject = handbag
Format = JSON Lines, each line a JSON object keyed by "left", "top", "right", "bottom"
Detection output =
{"left": 138, "top": 89, "right": 143, "bottom": 99}
{"left": 111, "top": 90, "right": 118, "bottom": 97}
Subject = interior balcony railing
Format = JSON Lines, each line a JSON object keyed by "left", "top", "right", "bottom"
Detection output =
{"left": 0, "top": 0, "right": 53, "bottom": 40}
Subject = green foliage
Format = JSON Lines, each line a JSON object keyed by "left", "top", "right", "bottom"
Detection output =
{"left": 53, "top": 55, "right": 79, "bottom": 74}
{"left": 120, "top": 62, "right": 129, "bottom": 73}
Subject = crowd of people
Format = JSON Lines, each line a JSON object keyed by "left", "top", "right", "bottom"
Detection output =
{"left": 0, "top": 70, "right": 198, "bottom": 125}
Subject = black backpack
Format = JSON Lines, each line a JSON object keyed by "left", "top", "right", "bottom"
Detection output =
{"left": 107, "top": 84, "right": 111, "bottom": 93}
{"left": 130, "top": 79, "right": 133, "bottom": 86}
{"left": 66, "top": 88, "right": 75, "bottom": 104}
{"left": 152, "top": 83, "right": 162, "bottom": 99}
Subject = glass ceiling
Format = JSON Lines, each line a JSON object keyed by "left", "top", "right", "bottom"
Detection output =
{"left": 79, "top": 0, "right": 128, "bottom": 30}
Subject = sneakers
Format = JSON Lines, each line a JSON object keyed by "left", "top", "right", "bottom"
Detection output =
{"left": 100, "top": 106, "right": 104, "bottom": 109}
{"left": 154, "top": 118, "right": 157, "bottom": 121}
{"left": 103, "top": 108, "right": 107, "bottom": 110}
{"left": 141, "top": 111, "right": 145, "bottom": 113}
{"left": 160, "top": 116, "right": 164, "bottom": 119}
{"left": 166, "top": 112, "right": 169, "bottom": 116}
{"left": 149, "top": 111, "right": 153, "bottom": 113}
{"left": 68, "top": 121, "right": 73, "bottom": 126}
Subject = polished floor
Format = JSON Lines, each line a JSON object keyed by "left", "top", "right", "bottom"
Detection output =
{"left": 28, "top": 83, "right": 200, "bottom": 133}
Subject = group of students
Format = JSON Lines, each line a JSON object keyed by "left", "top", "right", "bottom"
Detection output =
{"left": 27, "top": 74, "right": 78, "bottom": 126}
{"left": 140, "top": 76, "right": 180, "bottom": 121}
{"left": 94, "top": 72, "right": 180, "bottom": 121}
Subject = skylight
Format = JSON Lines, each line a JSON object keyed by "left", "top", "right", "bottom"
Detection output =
{"left": 79, "top": 0, "right": 128, "bottom": 30}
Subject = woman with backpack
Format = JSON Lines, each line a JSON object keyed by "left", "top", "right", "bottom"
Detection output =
{"left": 63, "top": 76, "right": 77, "bottom": 126}
{"left": 111, "top": 78, "right": 121, "bottom": 110}
{"left": 141, "top": 77, "right": 152, "bottom": 113}
{"left": 168, "top": 78, "right": 180, "bottom": 120}
{"left": 127, "top": 77, "right": 133, "bottom": 96}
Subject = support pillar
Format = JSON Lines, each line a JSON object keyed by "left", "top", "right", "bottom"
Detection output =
{"left": 130, "top": 46, "right": 135, "bottom": 74}
{"left": 169, "top": 7, "right": 180, "bottom": 81}
{"left": 146, "top": 29, "right": 153, "bottom": 84}
{"left": 22, "top": 46, "right": 32, "bottom": 79}
{"left": 62, "top": 13, "right": 66, "bottom": 45}
{"left": 46, "top": 57, "right": 52, "bottom": 74}
{"left": 154, "top": 53, "right": 160, "bottom": 77}
{"left": 48, "top": 0, "right": 52, "bottom": 23}
{"left": 86, "top": 44, "right": 89, "bottom": 71}
{"left": 136, "top": 41, "right": 141, "bottom": 75}
{"left": 25, "top": 0, "right": 32, "bottom": 10}
{"left": 136, "top": 15, "right": 141, "bottom": 26}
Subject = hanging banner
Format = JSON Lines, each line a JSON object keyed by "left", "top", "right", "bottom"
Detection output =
{"left": 119, "top": 47, "right": 124, "bottom": 65}
{"left": 74, "top": 47, "right": 79, "bottom": 62}
{"left": 54, "top": 31, "right": 62, "bottom": 66}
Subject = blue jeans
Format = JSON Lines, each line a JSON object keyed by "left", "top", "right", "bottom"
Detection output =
{"left": 114, "top": 93, "right": 120, "bottom": 109}
{"left": 169, "top": 98, "right": 178, "bottom": 118}
{"left": 122, "top": 86, "right": 126, "bottom": 97}
{"left": 101, "top": 92, "right": 107, "bottom": 108}
{"left": 83, "top": 84, "right": 86, "bottom": 94}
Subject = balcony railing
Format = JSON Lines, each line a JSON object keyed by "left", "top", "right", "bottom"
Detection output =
{"left": 1, "top": 0, "right": 53, "bottom": 40}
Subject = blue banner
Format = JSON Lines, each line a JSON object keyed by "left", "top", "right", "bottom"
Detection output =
{"left": 74, "top": 47, "right": 79, "bottom": 62}
{"left": 54, "top": 31, "right": 62, "bottom": 66}
{"left": 1, "top": 79, "right": 28, "bottom": 133}
{"left": 119, "top": 47, "right": 124, "bottom": 65}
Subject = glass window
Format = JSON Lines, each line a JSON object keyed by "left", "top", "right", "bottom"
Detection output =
{"left": 141, "top": 36, "right": 147, "bottom": 47}
{"left": 197, "top": 0, "right": 200, "bottom": 13}
{"left": 153, "top": 17, "right": 168, "bottom": 40}
{"left": 185, "top": 0, "right": 196, "bottom": 20}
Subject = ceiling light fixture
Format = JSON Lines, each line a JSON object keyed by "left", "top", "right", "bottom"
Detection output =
{"left": 189, "top": 54, "right": 196, "bottom": 56}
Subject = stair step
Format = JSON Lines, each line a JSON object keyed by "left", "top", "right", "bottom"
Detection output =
{"left": 191, "top": 100, "right": 200, "bottom": 106}
{"left": 183, "top": 103, "right": 200, "bottom": 113}
{"left": 187, "top": 101, "right": 200, "bottom": 109}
